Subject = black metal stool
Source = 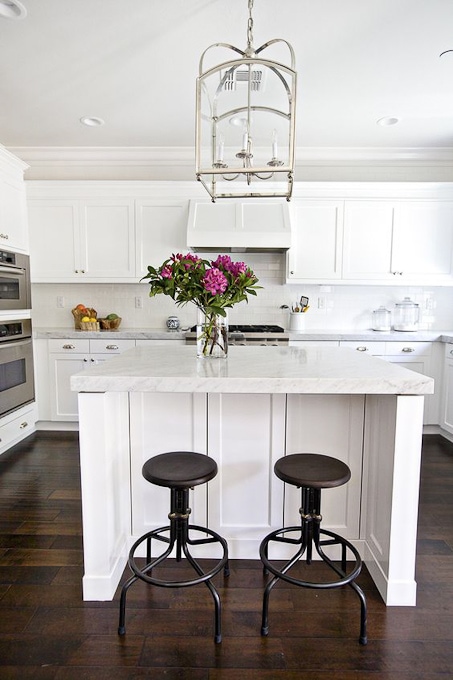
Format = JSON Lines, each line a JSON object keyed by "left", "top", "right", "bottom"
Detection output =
{"left": 118, "top": 451, "right": 229, "bottom": 643}
{"left": 260, "top": 453, "right": 367, "bottom": 645}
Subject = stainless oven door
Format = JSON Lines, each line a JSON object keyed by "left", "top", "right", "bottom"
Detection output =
{"left": 0, "top": 262, "right": 30, "bottom": 311}
{"left": 0, "top": 337, "right": 35, "bottom": 417}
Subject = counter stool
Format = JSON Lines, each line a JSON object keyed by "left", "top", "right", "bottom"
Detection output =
{"left": 118, "top": 451, "right": 229, "bottom": 643}
{"left": 260, "top": 453, "right": 367, "bottom": 645}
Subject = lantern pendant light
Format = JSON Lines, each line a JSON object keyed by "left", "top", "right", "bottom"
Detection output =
{"left": 195, "top": 0, "right": 297, "bottom": 201}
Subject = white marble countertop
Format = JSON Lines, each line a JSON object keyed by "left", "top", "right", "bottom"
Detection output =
{"left": 35, "top": 326, "right": 453, "bottom": 343}
{"left": 70, "top": 345, "right": 434, "bottom": 395}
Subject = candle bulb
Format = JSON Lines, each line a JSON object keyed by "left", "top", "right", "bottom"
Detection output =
{"left": 272, "top": 129, "right": 278, "bottom": 158}
{"left": 242, "top": 131, "right": 248, "bottom": 150}
{"left": 217, "top": 133, "right": 224, "bottom": 162}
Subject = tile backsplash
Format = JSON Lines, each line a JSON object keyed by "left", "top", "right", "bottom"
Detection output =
{"left": 31, "top": 252, "right": 453, "bottom": 331}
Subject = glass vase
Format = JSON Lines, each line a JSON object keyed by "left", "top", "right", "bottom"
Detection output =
{"left": 196, "top": 309, "right": 228, "bottom": 359}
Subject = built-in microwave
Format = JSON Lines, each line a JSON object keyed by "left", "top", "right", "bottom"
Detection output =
{"left": 0, "top": 249, "right": 31, "bottom": 311}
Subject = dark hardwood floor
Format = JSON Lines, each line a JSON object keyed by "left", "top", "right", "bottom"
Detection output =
{"left": 0, "top": 431, "right": 453, "bottom": 679}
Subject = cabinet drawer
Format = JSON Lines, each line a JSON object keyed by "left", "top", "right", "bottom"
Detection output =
{"left": 48, "top": 338, "right": 90, "bottom": 353}
{"left": 89, "top": 339, "right": 135, "bottom": 354}
{"left": 384, "top": 341, "right": 431, "bottom": 357}
{"left": 0, "top": 407, "right": 35, "bottom": 452}
{"left": 340, "top": 341, "right": 384, "bottom": 354}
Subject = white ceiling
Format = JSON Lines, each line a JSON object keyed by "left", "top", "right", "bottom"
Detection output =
{"left": 1, "top": 0, "right": 453, "bottom": 154}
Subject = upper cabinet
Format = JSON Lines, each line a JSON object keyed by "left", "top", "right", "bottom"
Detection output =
{"left": 287, "top": 184, "right": 453, "bottom": 285}
{"left": 27, "top": 183, "right": 191, "bottom": 283}
{"left": 28, "top": 198, "right": 135, "bottom": 282}
{"left": 287, "top": 200, "right": 343, "bottom": 281}
{"left": 0, "top": 147, "right": 29, "bottom": 253}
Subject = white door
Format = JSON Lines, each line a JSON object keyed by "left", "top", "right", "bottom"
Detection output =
{"left": 28, "top": 200, "right": 80, "bottom": 281}
{"left": 343, "top": 201, "right": 395, "bottom": 280}
{"left": 81, "top": 200, "right": 135, "bottom": 278}
{"left": 135, "top": 200, "right": 188, "bottom": 278}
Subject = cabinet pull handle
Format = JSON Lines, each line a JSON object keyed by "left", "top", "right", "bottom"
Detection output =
{"left": 106, "top": 345, "right": 119, "bottom": 350}
{"left": 20, "top": 422, "right": 28, "bottom": 429}
{"left": 356, "top": 346, "right": 367, "bottom": 352}
{"left": 62, "top": 344, "right": 75, "bottom": 350}
{"left": 402, "top": 347, "right": 415, "bottom": 353}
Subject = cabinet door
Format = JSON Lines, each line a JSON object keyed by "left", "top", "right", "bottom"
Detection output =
{"left": 81, "top": 199, "right": 135, "bottom": 279}
{"left": 287, "top": 200, "right": 343, "bottom": 280}
{"left": 49, "top": 354, "right": 88, "bottom": 421}
{"left": 28, "top": 200, "right": 80, "bottom": 281}
{"left": 392, "top": 202, "right": 453, "bottom": 278}
{"left": 0, "top": 171, "right": 28, "bottom": 252}
{"left": 136, "top": 200, "right": 188, "bottom": 277}
{"left": 441, "top": 347, "right": 453, "bottom": 434}
{"left": 343, "top": 201, "right": 394, "bottom": 279}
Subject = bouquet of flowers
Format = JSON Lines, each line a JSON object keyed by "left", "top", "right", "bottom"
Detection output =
{"left": 142, "top": 253, "right": 260, "bottom": 357}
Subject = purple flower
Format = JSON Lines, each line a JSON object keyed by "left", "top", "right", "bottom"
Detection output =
{"left": 230, "top": 261, "right": 247, "bottom": 276}
{"left": 212, "top": 255, "right": 233, "bottom": 271}
{"left": 202, "top": 267, "right": 228, "bottom": 295}
{"left": 161, "top": 265, "right": 172, "bottom": 279}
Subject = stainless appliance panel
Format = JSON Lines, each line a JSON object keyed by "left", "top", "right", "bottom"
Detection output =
{"left": 0, "top": 319, "right": 34, "bottom": 417}
{"left": 0, "top": 250, "right": 31, "bottom": 311}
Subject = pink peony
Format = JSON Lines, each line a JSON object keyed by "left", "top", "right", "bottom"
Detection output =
{"left": 202, "top": 267, "right": 228, "bottom": 295}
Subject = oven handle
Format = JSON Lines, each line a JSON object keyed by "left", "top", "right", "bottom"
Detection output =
{"left": 0, "top": 265, "right": 25, "bottom": 275}
{"left": 0, "top": 338, "right": 32, "bottom": 349}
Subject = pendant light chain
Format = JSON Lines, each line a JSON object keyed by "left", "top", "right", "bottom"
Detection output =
{"left": 247, "top": 0, "right": 254, "bottom": 51}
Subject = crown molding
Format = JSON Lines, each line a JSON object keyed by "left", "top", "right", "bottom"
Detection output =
{"left": 8, "top": 145, "right": 453, "bottom": 167}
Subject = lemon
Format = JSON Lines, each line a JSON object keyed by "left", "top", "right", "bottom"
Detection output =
{"left": 81, "top": 316, "right": 90, "bottom": 322}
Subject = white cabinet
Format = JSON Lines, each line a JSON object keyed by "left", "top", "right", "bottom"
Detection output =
{"left": 48, "top": 338, "right": 135, "bottom": 421}
{"left": 287, "top": 200, "right": 343, "bottom": 281}
{"left": 0, "top": 403, "right": 36, "bottom": 456}
{"left": 440, "top": 344, "right": 453, "bottom": 435}
{"left": 28, "top": 198, "right": 135, "bottom": 282}
{"left": 340, "top": 340, "right": 433, "bottom": 424}
{"left": 0, "top": 147, "right": 28, "bottom": 252}
{"left": 343, "top": 200, "right": 453, "bottom": 282}
{"left": 135, "top": 200, "right": 188, "bottom": 278}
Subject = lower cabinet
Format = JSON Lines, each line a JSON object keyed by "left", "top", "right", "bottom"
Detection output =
{"left": 0, "top": 403, "right": 36, "bottom": 456}
{"left": 129, "top": 391, "right": 364, "bottom": 558}
{"left": 340, "top": 340, "right": 434, "bottom": 424}
{"left": 48, "top": 338, "right": 135, "bottom": 421}
{"left": 440, "top": 344, "right": 453, "bottom": 435}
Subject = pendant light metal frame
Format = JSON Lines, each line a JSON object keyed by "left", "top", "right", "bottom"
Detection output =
{"left": 195, "top": 0, "right": 297, "bottom": 201}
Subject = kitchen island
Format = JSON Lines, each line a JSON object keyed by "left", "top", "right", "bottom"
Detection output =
{"left": 71, "top": 345, "right": 433, "bottom": 606}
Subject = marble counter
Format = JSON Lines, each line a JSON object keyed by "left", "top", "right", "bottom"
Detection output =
{"left": 35, "top": 326, "right": 453, "bottom": 343}
{"left": 71, "top": 345, "right": 434, "bottom": 395}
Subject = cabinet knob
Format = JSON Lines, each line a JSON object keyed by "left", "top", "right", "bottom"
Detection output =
{"left": 20, "top": 422, "right": 28, "bottom": 429}
{"left": 62, "top": 344, "right": 75, "bottom": 350}
{"left": 290, "top": 270, "right": 294, "bottom": 275}
{"left": 80, "top": 270, "right": 85, "bottom": 274}
{"left": 392, "top": 271, "right": 403, "bottom": 276}
{"left": 83, "top": 358, "right": 88, "bottom": 362}
{"left": 90, "top": 358, "right": 95, "bottom": 362}
{"left": 356, "top": 346, "right": 368, "bottom": 352}
{"left": 450, "top": 350, "right": 453, "bottom": 356}
{"left": 0, "top": 233, "right": 9, "bottom": 239}
{"left": 106, "top": 345, "right": 119, "bottom": 350}
{"left": 401, "top": 347, "right": 415, "bottom": 353}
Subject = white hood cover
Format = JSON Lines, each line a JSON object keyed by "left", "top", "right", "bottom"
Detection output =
{"left": 187, "top": 199, "right": 291, "bottom": 252}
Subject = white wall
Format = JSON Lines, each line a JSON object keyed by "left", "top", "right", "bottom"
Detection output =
{"left": 31, "top": 252, "right": 453, "bottom": 332}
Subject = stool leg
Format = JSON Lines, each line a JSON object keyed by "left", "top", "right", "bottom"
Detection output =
{"left": 118, "top": 573, "right": 138, "bottom": 635}
{"left": 182, "top": 535, "right": 223, "bottom": 643}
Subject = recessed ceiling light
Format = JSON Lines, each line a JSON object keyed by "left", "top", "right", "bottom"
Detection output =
{"left": 80, "top": 116, "right": 105, "bottom": 127}
{"left": 376, "top": 116, "right": 400, "bottom": 127}
{"left": 0, "top": 0, "right": 27, "bottom": 19}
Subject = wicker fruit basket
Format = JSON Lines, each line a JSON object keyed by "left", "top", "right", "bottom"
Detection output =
{"left": 72, "top": 306, "right": 98, "bottom": 331}
{"left": 99, "top": 317, "right": 122, "bottom": 330}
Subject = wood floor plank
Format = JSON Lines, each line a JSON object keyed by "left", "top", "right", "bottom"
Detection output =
{"left": 0, "top": 431, "right": 452, "bottom": 675}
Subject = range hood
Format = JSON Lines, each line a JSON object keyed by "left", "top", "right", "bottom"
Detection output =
{"left": 187, "top": 199, "right": 292, "bottom": 253}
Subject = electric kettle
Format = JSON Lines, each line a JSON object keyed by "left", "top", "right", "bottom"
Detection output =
{"left": 393, "top": 297, "right": 420, "bottom": 332}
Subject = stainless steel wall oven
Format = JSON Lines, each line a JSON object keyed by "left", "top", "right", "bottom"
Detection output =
{"left": 0, "top": 319, "right": 34, "bottom": 418}
{"left": 0, "top": 249, "right": 31, "bottom": 311}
